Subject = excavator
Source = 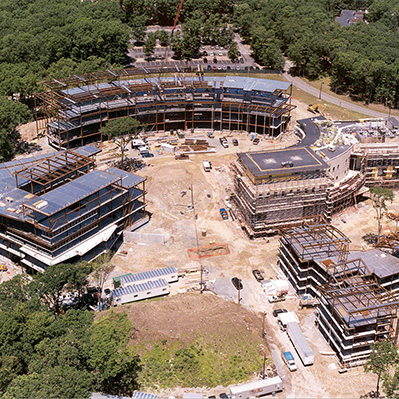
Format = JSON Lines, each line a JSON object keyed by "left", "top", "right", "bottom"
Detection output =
{"left": 307, "top": 104, "right": 326, "bottom": 115}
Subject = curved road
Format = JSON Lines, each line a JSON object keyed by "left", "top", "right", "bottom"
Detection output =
{"left": 283, "top": 62, "right": 389, "bottom": 119}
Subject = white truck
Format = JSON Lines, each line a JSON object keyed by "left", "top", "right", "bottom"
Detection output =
{"left": 131, "top": 139, "right": 146, "bottom": 148}
{"left": 286, "top": 321, "right": 314, "bottom": 366}
{"left": 203, "top": 160, "right": 212, "bottom": 172}
{"left": 229, "top": 376, "right": 284, "bottom": 398}
{"left": 282, "top": 351, "right": 297, "bottom": 372}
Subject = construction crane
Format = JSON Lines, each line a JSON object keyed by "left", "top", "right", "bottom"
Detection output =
{"left": 171, "top": 0, "right": 184, "bottom": 35}
{"left": 307, "top": 104, "right": 326, "bottom": 115}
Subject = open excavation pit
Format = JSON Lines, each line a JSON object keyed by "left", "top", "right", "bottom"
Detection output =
{"left": 187, "top": 243, "right": 230, "bottom": 259}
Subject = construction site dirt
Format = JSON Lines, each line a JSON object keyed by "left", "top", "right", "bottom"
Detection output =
{"left": 105, "top": 133, "right": 399, "bottom": 398}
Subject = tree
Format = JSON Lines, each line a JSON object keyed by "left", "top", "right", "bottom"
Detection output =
{"left": 157, "top": 30, "right": 170, "bottom": 47}
{"left": 89, "top": 312, "right": 141, "bottom": 396}
{"left": 143, "top": 32, "right": 157, "bottom": 59}
{"left": 228, "top": 41, "right": 239, "bottom": 61}
{"left": 34, "top": 263, "right": 78, "bottom": 316}
{"left": 91, "top": 252, "right": 114, "bottom": 309}
{"left": 171, "top": 31, "right": 185, "bottom": 59}
{"left": 100, "top": 117, "right": 143, "bottom": 169}
{"left": 3, "top": 366, "right": 94, "bottom": 399}
{"left": 370, "top": 186, "right": 395, "bottom": 241}
{"left": 129, "top": 15, "right": 147, "bottom": 44}
{"left": 364, "top": 341, "right": 398, "bottom": 396}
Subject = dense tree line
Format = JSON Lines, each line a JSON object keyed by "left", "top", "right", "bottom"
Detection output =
{"left": 234, "top": 0, "right": 399, "bottom": 106}
{"left": 0, "top": 263, "right": 140, "bottom": 399}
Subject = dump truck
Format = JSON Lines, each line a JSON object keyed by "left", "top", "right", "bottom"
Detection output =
{"left": 219, "top": 208, "right": 228, "bottom": 220}
{"left": 286, "top": 321, "right": 314, "bottom": 366}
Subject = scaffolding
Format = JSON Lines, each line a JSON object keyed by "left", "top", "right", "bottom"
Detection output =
{"left": 232, "top": 149, "right": 330, "bottom": 236}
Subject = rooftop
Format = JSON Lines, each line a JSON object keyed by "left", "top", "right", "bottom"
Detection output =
{"left": 112, "top": 278, "right": 168, "bottom": 297}
{"left": 317, "top": 145, "right": 351, "bottom": 161}
{"left": 328, "top": 249, "right": 399, "bottom": 279}
{"left": 237, "top": 146, "right": 328, "bottom": 179}
{"left": 121, "top": 266, "right": 177, "bottom": 285}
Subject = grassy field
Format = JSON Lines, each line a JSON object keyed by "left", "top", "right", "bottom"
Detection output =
{"left": 106, "top": 293, "right": 268, "bottom": 389}
{"left": 291, "top": 85, "right": 369, "bottom": 120}
{"left": 302, "top": 76, "right": 398, "bottom": 117}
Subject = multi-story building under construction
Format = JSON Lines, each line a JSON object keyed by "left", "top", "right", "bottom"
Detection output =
{"left": 278, "top": 223, "right": 399, "bottom": 367}
{"left": 35, "top": 68, "right": 295, "bottom": 149}
{"left": 0, "top": 145, "right": 147, "bottom": 272}
{"left": 232, "top": 146, "right": 330, "bottom": 236}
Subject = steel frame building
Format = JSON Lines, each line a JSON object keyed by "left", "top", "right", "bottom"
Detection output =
{"left": 0, "top": 145, "right": 147, "bottom": 272}
{"left": 34, "top": 68, "right": 294, "bottom": 149}
{"left": 278, "top": 223, "right": 399, "bottom": 367}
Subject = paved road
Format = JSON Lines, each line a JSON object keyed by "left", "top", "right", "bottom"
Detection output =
{"left": 283, "top": 61, "right": 389, "bottom": 119}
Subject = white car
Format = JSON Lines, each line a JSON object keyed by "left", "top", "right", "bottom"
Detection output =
{"left": 210, "top": 52, "right": 214, "bottom": 57}
{"left": 218, "top": 51, "right": 222, "bottom": 56}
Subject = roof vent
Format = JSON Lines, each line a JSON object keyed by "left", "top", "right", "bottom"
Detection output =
{"left": 281, "top": 161, "right": 294, "bottom": 168}
{"left": 328, "top": 145, "right": 336, "bottom": 152}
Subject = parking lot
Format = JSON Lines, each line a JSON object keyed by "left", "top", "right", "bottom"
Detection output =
{"left": 128, "top": 28, "right": 259, "bottom": 70}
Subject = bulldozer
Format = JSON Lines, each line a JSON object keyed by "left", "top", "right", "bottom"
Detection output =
{"left": 307, "top": 104, "right": 326, "bottom": 115}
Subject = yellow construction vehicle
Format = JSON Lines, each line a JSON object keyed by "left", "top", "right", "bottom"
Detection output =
{"left": 307, "top": 104, "right": 326, "bottom": 115}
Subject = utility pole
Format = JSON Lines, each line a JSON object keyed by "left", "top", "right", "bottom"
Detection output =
{"left": 319, "top": 81, "right": 323, "bottom": 100}
{"left": 238, "top": 280, "right": 241, "bottom": 304}
{"left": 190, "top": 184, "right": 204, "bottom": 293}
{"left": 262, "top": 311, "right": 266, "bottom": 338}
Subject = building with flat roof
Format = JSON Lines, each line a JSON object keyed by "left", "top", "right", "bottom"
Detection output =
{"left": 35, "top": 69, "right": 295, "bottom": 149}
{"left": 232, "top": 147, "right": 330, "bottom": 236}
{"left": 0, "top": 146, "right": 147, "bottom": 272}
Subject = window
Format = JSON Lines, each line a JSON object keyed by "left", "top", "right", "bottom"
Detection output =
{"left": 147, "top": 291, "right": 151, "bottom": 294}
{"left": 134, "top": 294, "right": 138, "bottom": 298}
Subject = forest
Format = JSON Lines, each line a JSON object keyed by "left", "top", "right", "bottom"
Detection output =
{"left": 1, "top": 0, "right": 399, "bottom": 161}
{"left": 0, "top": 263, "right": 141, "bottom": 399}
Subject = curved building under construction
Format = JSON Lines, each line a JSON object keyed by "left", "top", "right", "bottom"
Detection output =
{"left": 35, "top": 68, "right": 294, "bottom": 149}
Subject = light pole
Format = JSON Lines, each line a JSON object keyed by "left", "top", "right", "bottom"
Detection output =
{"left": 319, "top": 81, "right": 323, "bottom": 99}
{"left": 237, "top": 279, "right": 241, "bottom": 304}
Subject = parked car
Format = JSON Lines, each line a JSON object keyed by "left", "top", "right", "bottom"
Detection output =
{"left": 203, "top": 57, "right": 208, "bottom": 63}
{"left": 213, "top": 57, "right": 217, "bottom": 63}
{"left": 207, "top": 64, "right": 212, "bottom": 70}
{"left": 232, "top": 277, "right": 243, "bottom": 290}
{"left": 252, "top": 269, "right": 264, "bottom": 281}
{"left": 218, "top": 51, "right": 222, "bottom": 56}
{"left": 253, "top": 137, "right": 260, "bottom": 145}
{"left": 236, "top": 65, "right": 241, "bottom": 70}
{"left": 210, "top": 52, "right": 214, "bottom": 57}
{"left": 273, "top": 308, "right": 287, "bottom": 317}
{"left": 203, "top": 50, "right": 208, "bottom": 56}
{"left": 219, "top": 394, "right": 229, "bottom": 399}
{"left": 141, "top": 151, "right": 154, "bottom": 158}
{"left": 232, "top": 138, "right": 239, "bottom": 146}
{"left": 212, "top": 65, "right": 217, "bottom": 70}
{"left": 226, "top": 66, "right": 231, "bottom": 70}
{"left": 240, "top": 57, "right": 244, "bottom": 63}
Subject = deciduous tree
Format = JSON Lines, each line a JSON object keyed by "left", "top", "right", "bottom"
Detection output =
{"left": 370, "top": 186, "right": 395, "bottom": 241}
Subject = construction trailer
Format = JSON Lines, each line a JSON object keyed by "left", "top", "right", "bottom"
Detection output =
{"left": 112, "top": 278, "right": 170, "bottom": 306}
{"left": 35, "top": 70, "right": 295, "bottom": 149}
{"left": 231, "top": 147, "right": 330, "bottom": 236}
{"left": 120, "top": 266, "right": 178, "bottom": 287}
{"left": 229, "top": 377, "right": 284, "bottom": 398}
{"left": 0, "top": 145, "right": 147, "bottom": 272}
{"left": 286, "top": 321, "right": 314, "bottom": 366}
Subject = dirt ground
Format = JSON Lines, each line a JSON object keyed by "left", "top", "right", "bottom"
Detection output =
{"left": 14, "top": 78, "right": 388, "bottom": 398}
{"left": 107, "top": 131, "right": 388, "bottom": 398}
